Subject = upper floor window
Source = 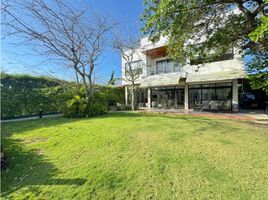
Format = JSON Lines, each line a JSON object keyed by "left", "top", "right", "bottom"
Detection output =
{"left": 190, "top": 49, "right": 234, "bottom": 65}
{"left": 125, "top": 60, "right": 143, "bottom": 74}
{"left": 154, "top": 59, "right": 181, "bottom": 75}
{"left": 125, "top": 60, "right": 143, "bottom": 70}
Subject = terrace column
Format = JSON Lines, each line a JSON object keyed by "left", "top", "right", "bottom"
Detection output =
{"left": 232, "top": 79, "right": 239, "bottom": 112}
{"left": 125, "top": 86, "right": 128, "bottom": 106}
{"left": 147, "top": 87, "right": 151, "bottom": 108}
{"left": 184, "top": 84, "right": 189, "bottom": 110}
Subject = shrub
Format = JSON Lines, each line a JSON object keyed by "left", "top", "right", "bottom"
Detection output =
{"left": 1, "top": 73, "right": 69, "bottom": 119}
{"left": 63, "top": 95, "right": 88, "bottom": 118}
{"left": 62, "top": 93, "right": 108, "bottom": 118}
{"left": 87, "top": 101, "right": 108, "bottom": 116}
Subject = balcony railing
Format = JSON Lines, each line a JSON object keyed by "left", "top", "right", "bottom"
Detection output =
{"left": 146, "top": 65, "right": 183, "bottom": 76}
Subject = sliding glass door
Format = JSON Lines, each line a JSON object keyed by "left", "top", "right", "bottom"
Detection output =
{"left": 189, "top": 82, "right": 232, "bottom": 111}
{"left": 151, "top": 86, "right": 184, "bottom": 109}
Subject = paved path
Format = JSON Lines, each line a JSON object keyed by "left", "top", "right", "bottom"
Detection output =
{"left": 1, "top": 114, "right": 63, "bottom": 123}
{"left": 140, "top": 109, "right": 268, "bottom": 123}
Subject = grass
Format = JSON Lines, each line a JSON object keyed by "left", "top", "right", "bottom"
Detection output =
{"left": 1, "top": 112, "right": 268, "bottom": 199}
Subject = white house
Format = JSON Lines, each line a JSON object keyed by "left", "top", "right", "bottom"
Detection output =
{"left": 122, "top": 36, "right": 245, "bottom": 112}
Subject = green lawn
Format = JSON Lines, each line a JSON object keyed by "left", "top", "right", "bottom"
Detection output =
{"left": 1, "top": 112, "right": 268, "bottom": 199}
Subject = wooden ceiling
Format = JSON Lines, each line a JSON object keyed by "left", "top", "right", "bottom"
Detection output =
{"left": 143, "top": 46, "right": 167, "bottom": 59}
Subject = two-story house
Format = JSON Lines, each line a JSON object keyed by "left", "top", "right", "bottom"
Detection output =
{"left": 122, "top": 36, "right": 245, "bottom": 112}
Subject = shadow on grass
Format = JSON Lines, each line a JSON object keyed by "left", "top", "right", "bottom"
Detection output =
{"left": 1, "top": 137, "right": 86, "bottom": 197}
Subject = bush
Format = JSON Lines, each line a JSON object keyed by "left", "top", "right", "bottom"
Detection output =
{"left": 87, "top": 102, "right": 108, "bottom": 116}
{"left": 1, "top": 73, "right": 69, "bottom": 119}
{"left": 62, "top": 93, "right": 108, "bottom": 118}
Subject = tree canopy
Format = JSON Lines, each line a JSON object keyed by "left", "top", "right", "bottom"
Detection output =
{"left": 141, "top": 0, "right": 268, "bottom": 92}
{"left": 142, "top": 0, "right": 267, "bottom": 60}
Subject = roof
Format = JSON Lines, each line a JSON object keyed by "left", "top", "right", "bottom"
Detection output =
{"left": 186, "top": 69, "right": 245, "bottom": 83}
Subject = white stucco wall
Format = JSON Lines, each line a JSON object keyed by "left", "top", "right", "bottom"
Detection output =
{"left": 140, "top": 36, "right": 169, "bottom": 51}
{"left": 121, "top": 37, "right": 244, "bottom": 86}
{"left": 121, "top": 48, "right": 147, "bottom": 85}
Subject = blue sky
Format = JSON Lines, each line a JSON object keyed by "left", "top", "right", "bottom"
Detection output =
{"left": 1, "top": 0, "right": 144, "bottom": 83}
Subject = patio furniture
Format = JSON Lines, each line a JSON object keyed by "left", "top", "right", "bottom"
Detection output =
{"left": 210, "top": 101, "right": 220, "bottom": 111}
{"left": 201, "top": 100, "right": 210, "bottom": 111}
{"left": 152, "top": 101, "right": 157, "bottom": 108}
{"left": 222, "top": 100, "right": 232, "bottom": 110}
{"left": 167, "top": 100, "right": 173, "bottom": 107}
{"left": 194, "top": 100, "right": 202, "bottom": 111}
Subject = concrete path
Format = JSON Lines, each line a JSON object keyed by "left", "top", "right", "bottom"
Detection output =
{"left": 1, "top": 114, "right": 63, "bottom": 123}
{"left": 140, "top": 109, "right": 268, "bottom": 123}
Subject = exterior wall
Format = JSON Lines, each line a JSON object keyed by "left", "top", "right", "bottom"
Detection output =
{"left": 147, "top": 87, "right": 151, "bottom": 108}
{"left": 185, "top": 48, "right": 243, "bottom": 75}
{"left": 232, "top": 79, "right": 239, "bottom": 111}
{"left": 184, "top": 84, "right": 189, "bottom": 109}
{"left": 121, "top": 48, "right": 147, "bottom": 86}
{"left": 121, "top": 36, "right": 244, "bottom": 111}
{"left": 140, "top": 36, "right": 168, "bottom": 51}
{"left": 122, "top": 37, "right": 243, "bottom": 87}
{"left": 125, "top": 86, "right": 128, "bottom": 106}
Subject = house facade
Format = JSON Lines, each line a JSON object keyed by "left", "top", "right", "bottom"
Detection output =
{"left": 122, "top": 36, "right": 245, "bottom": 112}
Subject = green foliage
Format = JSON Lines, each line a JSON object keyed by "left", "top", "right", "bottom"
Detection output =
{"left": 245, "top": 51, "right": 268, "bottom": 93}
{"left": 142, "top": 0, "right": 249, "bottom": 62}
{"left": 249, "top": 16, "right": 268, "bottom": 42}
{"left": 141, "top": 0, "right": 268, "bottom": 92}
{"left": 63, "top": 95, "right": 88, "bottom": 118}
{"left": 62, "top": 86, "right": 124, "bottom": 118}
{"left": 0, "top": 73, "right": 68, "bottom": 118}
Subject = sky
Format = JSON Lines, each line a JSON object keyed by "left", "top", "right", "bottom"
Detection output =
{"left": 1, "top": 0, "right": 145, "bottom": 84}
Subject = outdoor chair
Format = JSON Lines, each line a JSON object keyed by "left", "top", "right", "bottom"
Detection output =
{"left": 201, "top": 100, "right": 210, "bottom": 111}
{"left": 210, "top": 101, "right": 220, "bottom": 111}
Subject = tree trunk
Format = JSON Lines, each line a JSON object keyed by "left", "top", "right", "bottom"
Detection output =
{"left": 81, "top": 74, "right": 90, "bottom": 99}
{"left": 131, "top": 82, "right": 135, "bottom": 111}
{"left": 88, "top": 61, "right": 95, "bottom": 96}
{"left": 74, "top": 70, "right": 80, "bottom": 93}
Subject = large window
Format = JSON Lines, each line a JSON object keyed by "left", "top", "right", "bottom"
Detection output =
{"left": 152, "top": 59, "right": 181, "bottom": 75}
{"left": 190, "top": 49, "right": 234, "bottom": 65}
{"left": 189, "top": 82, "right": 232, "bottom": 111}
{"left": 125, "top": 60, "right": 143, "bottom": 74}
{"left": 151, "top": 86, "right": 184, "bottom": 109}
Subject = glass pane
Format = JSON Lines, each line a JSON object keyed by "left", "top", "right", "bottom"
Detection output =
{"left": 174, "top": 62, "right": 181, "bottom": 72}
{"left": 189, "top": 84, "right": 201, "bottom": 88}
{"left": 166, "top": 60, "right": 173, "bottom": 73}
{"left": 216, "top": 82, "right": 232, "bottom": 87}
{"left": 202, "top": 88, "right": 216, "bottom": 101}
{"left": 216, "top": 88, "right": 232, "bottom": 100}
{"left": 156, "top": 60, "right": 166, "bottom": 74}
{"left": 202, "top": 84, "right": 215, "bottom": 88}
{"left": 189, "top": 89, "right": 202, "bottom": 108}
{"left": 176, "top": 89, "right": 184, "bottom": 108}
{"left": 215, "top": 87, "right": 232, "bottom": 110}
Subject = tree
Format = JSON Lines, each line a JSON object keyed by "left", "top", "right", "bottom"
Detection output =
{"left": 113, "top": 33, "right": 144, "bottom": 110}
{"left": 1, "top": 0, "right": 115, "bottom": 100}
{"left": 141, "top": 0, "right": 268, "bottom": 91}
{"left": 108, "top": 71, "right": 117, "bottom": 85}
{"left": 245, "top": 50, "right": 268, "bottom": 93}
